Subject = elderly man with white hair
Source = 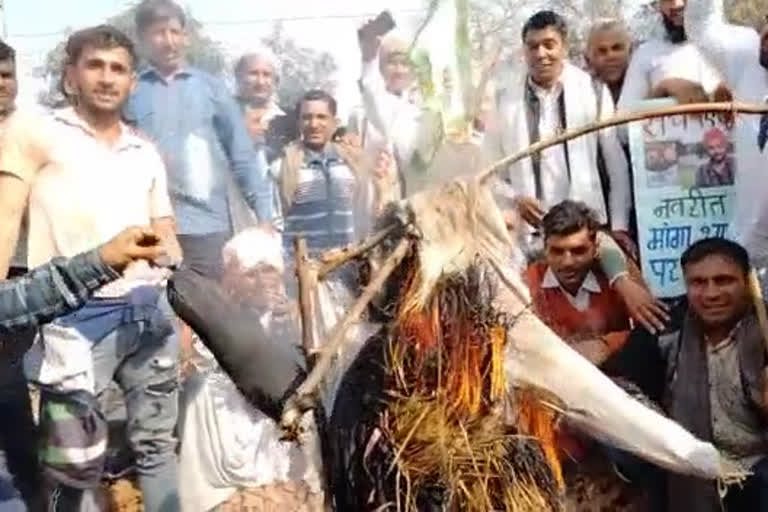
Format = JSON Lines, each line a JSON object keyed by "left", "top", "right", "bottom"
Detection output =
{"left": 235, "top": 44, "right": 284, "bottom": 124}
{"left": 585, "top": 18, "right": 633, "bottom": 107}
{"left": 355, "top": 25, "right": 419, "bottom": 196}
{"left": 178, "top": 226, "right": 324, "bottom": 511}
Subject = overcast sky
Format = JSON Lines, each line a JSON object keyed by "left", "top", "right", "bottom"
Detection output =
{"left": 4, "top": 0, "right": 646, "bottom": 114}
{"left": 5, "top": 0, "right": 426, "bottom": 114}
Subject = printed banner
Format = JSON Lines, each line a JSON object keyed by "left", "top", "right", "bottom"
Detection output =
{"left": 629, "top": 99, "right": 736, "bottom": 297}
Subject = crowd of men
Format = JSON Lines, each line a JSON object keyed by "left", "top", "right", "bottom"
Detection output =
{"left": 0, "top": 0, "right": 766, "bottom": 510}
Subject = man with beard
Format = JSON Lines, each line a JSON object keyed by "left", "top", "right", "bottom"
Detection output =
{"left": 126, "top": 0, "right": 274, "bottom": 280}
{"left": 0, "top": 25, "right": 181, "bottom": 511}
{"left": 177, "top": 226, "right": 324, "bottom": 511}
{"left": 585, "top": 19, "right": 632, "bottom": 108}
{"left": 685, "top": 0, "right": 768, "bottom": 293}
{"left": 617, "top": 0, "right": 721, "bottom": 110}
{"left": 695, "top": 127, "right": 735, "bottom": 187}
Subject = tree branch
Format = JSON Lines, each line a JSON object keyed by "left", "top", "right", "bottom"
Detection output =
{"left": 280, "top": 237, "right": 410, "bottom": 433}
{"left": 479, "top": 101, "right": 768, "bottom": 183}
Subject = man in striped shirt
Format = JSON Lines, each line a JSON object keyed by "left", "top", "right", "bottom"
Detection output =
{"left": 274, "top": 90, "right": 377, "bottom": 256}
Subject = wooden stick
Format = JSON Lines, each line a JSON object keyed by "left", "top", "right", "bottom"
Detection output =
{"left": 281, "top": 237, "right": 410, "bottom": 431}
{"left": 477, "top": 101, "right": 768, "bottom": 183}
{"left": 317, "top": 224, "right": 399, "bottom": 280}
{"left": 294, "top": 238, "right": 318, "bottom": 357}
{"left": 748, "top": 268, "right": 768, "bottom": 354}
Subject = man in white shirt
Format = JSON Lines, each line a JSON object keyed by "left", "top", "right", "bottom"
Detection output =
{"left": 234, "top": 45, "right": 285, "bottom": 131}
{"left": 617, "top": 0, "right": 721, "bottom": 111}
{"left": 585, "top": 19, "right": 633, "bottom": 107}
{"left": 357, "top": 27, "right": 418, "bottom": 195}
{"left": 484, "top": 10, "right": 631, "bottom": 258}
{"left": 684, "top": 0, "right": 768, "bottom": 286}
{"left": 0, "top": 26, "right": 181, "bottom": 511}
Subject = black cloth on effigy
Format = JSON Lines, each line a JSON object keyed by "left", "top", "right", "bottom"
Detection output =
{"left": 167, "top": 269, "right": 305, "bottom": 421}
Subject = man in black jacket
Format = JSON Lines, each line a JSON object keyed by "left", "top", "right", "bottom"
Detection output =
{"left": 605, "top": 237, "right": 768, "bottom": 511}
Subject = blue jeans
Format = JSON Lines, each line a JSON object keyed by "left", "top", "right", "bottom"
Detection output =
{"left": 0, "top": 360, "right": 33, "bottom": 512}
{"left": 39, "top": 288, "right": 180, "bottom": 512}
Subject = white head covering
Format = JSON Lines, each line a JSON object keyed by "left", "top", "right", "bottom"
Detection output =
{"left": 222, "top": 227, "right": 284, "bottom": 273}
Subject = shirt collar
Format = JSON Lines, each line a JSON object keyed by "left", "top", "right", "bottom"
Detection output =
{"left": 541, "top": 267, "right": 602, "bottom": 295}
{"left": 139, "top": 64, "right": 194, "bottom": 82}
{"left": 53, "top": 107, "right": 145, "bottom": 151}
{"left": 527, "top": 74, "right": 563, "bottom": 98}
{"left": 304, "top": 143, "right": 340, "bottom": 165}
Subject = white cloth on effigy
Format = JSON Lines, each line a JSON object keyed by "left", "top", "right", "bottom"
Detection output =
{"left": 178, "top": 340, "right": 324, "bottom": 512}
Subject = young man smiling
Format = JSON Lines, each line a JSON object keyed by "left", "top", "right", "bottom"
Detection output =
{"left": 0, "top": 25, "right": 181, "bottom": 511}
{"left": 606, "top": 238, "right": 768, "bottom": 511}
{"left": 526, "top": 200, "right": 632, "bottom": 367}
{"left": 485, "top": 11, "right": 630, "bottom": 258}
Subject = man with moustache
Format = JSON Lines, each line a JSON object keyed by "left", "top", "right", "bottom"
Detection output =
{"left": 685, "top": 0, "right": 768, "bottom": 294}
{"left": 0, "top": 25, "right": 182, "bottom": 511}
{"left": 695, "top": 127, "right": 735, "bottom": 188}
{"left": 585, "top": 19, "right": 633, "bottom": 107}
{"left": 617, "top": 0, "right": 721, "bottom": 110}
{"left": 605, "top": 238, "right": 768, "bottom": 510}
{"left": 126, "top": 0, "right": 274, "bottom": 280}
{"left": 234, "top": 46, "right": 297, "bottom": 164}
{"left": 0, "top": 39, "right": 42, "bottom": 512}
{"left": 235, "top": 45, "right": 284, "bottom": 126}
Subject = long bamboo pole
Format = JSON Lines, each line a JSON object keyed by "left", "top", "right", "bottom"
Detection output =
{"left": 281, "top": 238, "right": 411, "bottom": 432}
{"left": 477, "top": 101, "right": 768, "bottom": 183}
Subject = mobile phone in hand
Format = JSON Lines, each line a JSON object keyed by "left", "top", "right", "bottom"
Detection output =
{"left": 360, "top": 10, "right": 396, "bottom": 40}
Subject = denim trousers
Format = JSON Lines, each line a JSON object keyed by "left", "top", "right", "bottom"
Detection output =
{"left": 37, "top": 288, "right": 180, "bottom": 512}
{"left": 0, "top": 356, "right": 36, "bottom": 512}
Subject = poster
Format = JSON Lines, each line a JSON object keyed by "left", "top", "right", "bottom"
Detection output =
{"left": 629, "top": 99, "right": 736, "bottom": 297}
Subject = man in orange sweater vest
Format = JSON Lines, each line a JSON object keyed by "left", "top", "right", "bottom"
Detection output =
{"left": 524, "top": 200, "right": 664, "bottom": 510}
{"left": 526, "top": 200, "right": 632, "bottom": 366}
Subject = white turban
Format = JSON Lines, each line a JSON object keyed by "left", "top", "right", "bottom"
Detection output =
{"left": 222, "top": 227, "right": 284, "bottom": 273}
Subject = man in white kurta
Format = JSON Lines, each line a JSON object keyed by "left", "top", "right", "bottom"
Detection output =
{"left": 484, "top": 10, "right": 630, "bottom": 257}
{"left": 616, "top": 0, "right": 721, "bottom": 111}
{"left": 684, "top": 0, "right": 768, "bottom": 281}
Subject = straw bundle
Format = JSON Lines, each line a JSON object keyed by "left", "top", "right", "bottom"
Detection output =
{"left": 376, "top": 258, "right": 563, "bottom": 511}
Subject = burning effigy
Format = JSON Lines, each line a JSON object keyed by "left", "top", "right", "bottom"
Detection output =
{"left": 168, "top": 173, "right": 741, "bottom": 512}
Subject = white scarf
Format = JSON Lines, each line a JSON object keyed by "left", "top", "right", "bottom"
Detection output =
{"left": 491, "top": 62, "right": 610, "bottom": 221}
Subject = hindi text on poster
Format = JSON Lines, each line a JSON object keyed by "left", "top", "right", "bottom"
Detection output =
{"left": 629, "top": 99, "right": 735, "bottom": 297}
